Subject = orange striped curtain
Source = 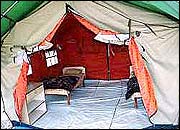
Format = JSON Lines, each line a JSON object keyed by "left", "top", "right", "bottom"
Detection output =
{"left": 128, "top": 37, "right": 157, "bottom": 117}
{"left": 13, "top": 61, "right": 29, "bottom": 121}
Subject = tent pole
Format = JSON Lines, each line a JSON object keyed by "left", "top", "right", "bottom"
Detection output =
{"left": 128, "top": 19, "right": 131, "bottom": 39}
{"left": 65, "top": 3, "right": 76, "bottom": 13}
{"left": 106, "top": 42, "right": 111, "bottom": 80}
{"left": 65, "top": 3, "right": 69, "bottom": 13}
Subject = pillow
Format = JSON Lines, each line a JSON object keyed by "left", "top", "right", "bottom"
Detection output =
{"left": 64, "top": 69, "right": 82, "bottom": 75}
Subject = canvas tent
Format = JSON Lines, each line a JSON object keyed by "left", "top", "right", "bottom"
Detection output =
{"left": 1, "top": 1, "right": 179, "bottom": 127}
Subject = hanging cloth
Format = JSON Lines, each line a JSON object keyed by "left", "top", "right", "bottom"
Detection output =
{"left": 128, "top": 37, "right": 157, "bottom": 117}
{"left": 13, "top": 61, "right": 29, "bottom": 121}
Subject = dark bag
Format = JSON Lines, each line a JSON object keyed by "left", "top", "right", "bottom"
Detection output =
{"left": 125, "top": 76, "right": 140, "bottom": 100}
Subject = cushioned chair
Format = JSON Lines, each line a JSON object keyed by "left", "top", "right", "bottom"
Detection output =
{"left": 44, "top": 66, "right": 86, "bottom": 105}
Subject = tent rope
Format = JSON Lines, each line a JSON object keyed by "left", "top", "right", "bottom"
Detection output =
{"left": 94, "top": 1, "right": 178, "bottom": 29}
{"left": 93, "top": 1, "right": 157, "bottom": 36}
{"left": 92, "top": 1, "right": 177, "bottom": 36}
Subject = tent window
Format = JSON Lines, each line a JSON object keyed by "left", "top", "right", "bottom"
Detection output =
{"left": 45, "top": 50, "right": 58, "bottom": 67}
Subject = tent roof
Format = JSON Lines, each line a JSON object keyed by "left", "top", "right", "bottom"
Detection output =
{"left": 125, "top": 1, "right": 179, "bottom": 20}
{"left": 1, "top": 1, "right": 45, "bottom": 37}
{"left": 1, "top": 1, "right": 179, "bottom": 37}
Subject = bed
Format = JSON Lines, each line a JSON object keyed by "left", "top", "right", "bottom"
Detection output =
{"left": 43, "top": 67, "right": 86, "bottom": 105}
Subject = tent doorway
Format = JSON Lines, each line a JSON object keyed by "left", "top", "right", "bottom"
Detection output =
{"left": 28, "top": 12, "right": 131, "bottom": 82}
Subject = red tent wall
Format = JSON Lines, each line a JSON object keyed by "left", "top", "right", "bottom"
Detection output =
{"left": 28, "top": 50, "right": 62, "bottom": 81}
{"left": 51, "top": 13, "right": 108, "bottom": 79}
{"left": 110, "top": 44, "right": 131, "bottom": 79}
{"left": 28, "top": 13, "right": 131, "bottom": 81}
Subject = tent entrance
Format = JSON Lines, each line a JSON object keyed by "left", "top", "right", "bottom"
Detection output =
{"left": 28, "top": 12, "right": 131, "bottom": 82}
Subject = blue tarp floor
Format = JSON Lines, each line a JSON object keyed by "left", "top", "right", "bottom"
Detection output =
{"left": 33, "top": 79, "right": 152, "bottom": 129}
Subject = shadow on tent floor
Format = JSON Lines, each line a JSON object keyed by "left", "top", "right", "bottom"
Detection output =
{"left": 33, "top": 79, "right": 152, "bottom": 129}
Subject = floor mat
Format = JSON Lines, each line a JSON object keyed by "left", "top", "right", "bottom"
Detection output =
{"left": 33, "top": 79, "right": 152, "bottom": 129}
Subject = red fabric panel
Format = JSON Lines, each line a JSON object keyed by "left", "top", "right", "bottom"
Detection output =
{"left": 28, "top": 51, "right": 62, "bottom": 82}
{"left": 128, "top": 37, "right": 157, "bottom": 117}
{"left": 28, "top": 51, "right": 46, "bottom": 81}
{"left": 13, "top": 61, "right": 29, "bottom": 121}
{"left": 82, "top": 53, "right": 107, "bottom": 79}
{"left": 51, "top": 13, "right": 108, "bottom": 80}
{"left": 110, "top": 45, "right": 131, "bottom": 79}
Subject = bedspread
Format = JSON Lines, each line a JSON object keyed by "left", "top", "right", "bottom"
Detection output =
{"left": 43, "top": 76, "right": 80, "bottom": 92}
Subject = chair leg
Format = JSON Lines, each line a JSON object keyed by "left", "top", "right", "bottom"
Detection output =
{"left": 134, "top": 97, "right": 138, "bottom": 108}
{"left": 67, "top": 94, "right": 71, "bottom": 105}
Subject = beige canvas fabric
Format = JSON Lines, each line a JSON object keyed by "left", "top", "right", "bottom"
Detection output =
{"left": 134, "top": 29, "right": 179, "bottom": 125}
{"left": 1, "top": 1, "right": 67, "bottom": 121}
{"left": 1, "top": 1, "right": 179, "bottom": 125}
{"left": 1, "top": 63, "right": 22, "bottom": 121}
